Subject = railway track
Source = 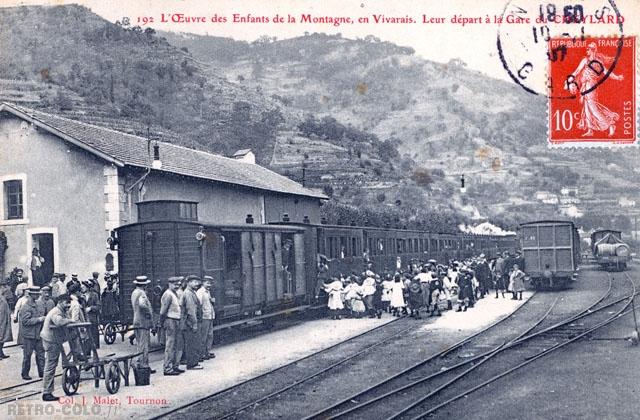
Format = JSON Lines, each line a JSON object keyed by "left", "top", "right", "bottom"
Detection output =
{"left": 0, "top": 317, "right": 409, "bottom": 404}
{"left": 157, "top": 293, "right": 538, "bottom": 419}
{"left": 306, "top": 272, "right": 637, "bottom": 420}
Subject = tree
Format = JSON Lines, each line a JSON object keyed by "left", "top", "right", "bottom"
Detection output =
{"left": 411, "top": 168, "right": 433, "bottom": 189}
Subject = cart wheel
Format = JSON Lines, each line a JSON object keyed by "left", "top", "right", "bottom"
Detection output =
{"left": 62, "top": 366, "right": 80, "bottom": 396}
{"left": 105, "top": 362, "right": 121, "bottom": 394}
{"left": 104, "top": 323, "right": 116, "bottom": 345}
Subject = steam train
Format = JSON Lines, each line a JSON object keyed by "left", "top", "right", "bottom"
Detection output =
{"left": 108, "top": 200, "right": 518, "bottom": 328}
{"left": 590, "top": 229, "right": 631, "bottom": 271}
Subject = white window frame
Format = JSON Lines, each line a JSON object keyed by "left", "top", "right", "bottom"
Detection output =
{"left": 0, "top": 173, "right": 29, "bottom": 226}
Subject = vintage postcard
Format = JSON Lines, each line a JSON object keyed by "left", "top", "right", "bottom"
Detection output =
{"left": 0, "top": 0, "right": 639, "bottom": 419}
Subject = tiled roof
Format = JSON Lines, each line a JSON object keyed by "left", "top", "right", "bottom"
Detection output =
{"left": 0, "top": 103, "right": 325, "bottom": 199}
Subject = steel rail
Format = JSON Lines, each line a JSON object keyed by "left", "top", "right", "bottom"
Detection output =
{"left": 302, "top": 294, "right": 539, "bottom": 420}
{"left": 319, "top": 297, "right": 558, "bottom": 420}
{"left": 402, "top": 273, "right": 637, "bottom": 420}
{"left": 152, "top": 316, "right": 410, "bottom": 419}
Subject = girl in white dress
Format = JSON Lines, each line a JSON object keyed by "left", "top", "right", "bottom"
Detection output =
{"left": 381, "top": 274, "right": 394, "bottom": 313}
{"left": 324, "top": 278, "right": 344, "bottom": 319}
{"left": 390, "top": 274, "right": 406, "bottom": 316}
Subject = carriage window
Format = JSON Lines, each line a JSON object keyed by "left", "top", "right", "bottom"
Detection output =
{"left": 522, "top": 227, "right": 538, "bottom": 247}
{"left": 222, "top": 231, "right": 242, "bottom": 308}
{"left": 340, "top": 237, "right": 348, "bottom": 258}
{"left": 179, "top": 202, "right": 198, "bottom": 220}
{"left": 328, "top": 237, "right": 336, "bottom": 259}
{"left": 282, "top": 234, "right": 295, "bottom": 294}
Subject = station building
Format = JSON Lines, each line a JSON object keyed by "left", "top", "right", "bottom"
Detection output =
{"left": 0, "top": 102, "right": 325, "bottom": 284}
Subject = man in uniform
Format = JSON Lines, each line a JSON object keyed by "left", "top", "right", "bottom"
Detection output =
{"left": 182, "top": 275, "right": 203, "bottom": 370}
{"left": 19, "top": 286, "right": 46, "bottom": 380}
{"left": 83, "top": 279, "right": 101, "bottom": 349}
{"left": 101, "top": 273, "right": 119, "bottom": 324}
{"left": 160, "top": 276, "right": 183, "bottom": 375}
{"left": 40, "top": 294, "right": 73, "bottom": 402}
{"left": 197, "top": 276, "right": 215, "bottom": 362}
{"left": 131, "top": 276, "right": 155, "bottom": 373}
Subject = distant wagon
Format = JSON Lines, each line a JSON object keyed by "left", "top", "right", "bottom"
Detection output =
{"left": 519, "top": 220, "right": 580, "bottom": 289}
{"left": 590, "top": 229, "right": 631, "bottom": 271}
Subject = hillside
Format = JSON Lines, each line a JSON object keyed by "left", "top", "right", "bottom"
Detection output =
{"left": 0, "top": 5, "right": 638, "bottom": 232}
{"left": 164, "top": 31, "right": 640, "bottom": 230}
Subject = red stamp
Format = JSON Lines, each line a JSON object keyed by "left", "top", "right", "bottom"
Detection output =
{"left": 548, "top": 36, "right": 636, "bottom": 145}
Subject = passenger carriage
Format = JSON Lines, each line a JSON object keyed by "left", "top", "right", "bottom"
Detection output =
{"left": 108, "top": 199, "right": 522, "bottom": 331}
{"left": 111, "top": 201, "right": 311, "bottom": 328}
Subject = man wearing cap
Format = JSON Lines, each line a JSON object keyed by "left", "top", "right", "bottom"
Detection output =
{"left": 0, "top": 279, "right": 13, "bottom": 359}
{"left": 101, "top": 274, "right": 119, "bottom": 324}
{"left": 90, "top": 272, "right": 101, "bottom": 294}
{"left": 8, "top": 268, "right": 25, "bottom": 310}
{"left": 19, "top": 286, "right": 46, "bottom": 380}
{"left": 67, "top": 280, "right": 87, "bottom": 362}
{"left": 131, "top": 276, "right": 154, "bottom": 373}
{"left": 37, "top": 286, "right": 55, "bottom": 315}
{"left": 41, "top": 294, "right": 73, "bottom": 402}
{"left": 13, "top": 284, "right": 29, "bottom": 345}
{"left": 197, "top": 276, "right": 215, "bottom": 361}
{"left": 175, "top": 277, "right": 188, "bottom": 366}
{"left": 50, "top": 274, "right": 67, "bottom": 299}
{"left": 84, "top": 279, "right": 101, "bottom": 349}
{"left": 160, "top": 277, "right": 183, "bottom": 375}
{"left": 182, "top": 275, "right": 203, "bottom": 370}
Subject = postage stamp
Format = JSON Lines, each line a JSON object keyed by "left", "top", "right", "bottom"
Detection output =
{"left": 548, "top": 36, "right": 636, "bottom": 145}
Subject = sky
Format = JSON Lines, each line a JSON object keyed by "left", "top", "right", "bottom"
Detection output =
{"left": 2, "top": 0, "right": 639, "bottom": 86}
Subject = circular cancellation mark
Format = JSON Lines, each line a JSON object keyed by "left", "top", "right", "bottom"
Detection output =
{"left": 496, "top": 0, "right": 625, "bottom": 99}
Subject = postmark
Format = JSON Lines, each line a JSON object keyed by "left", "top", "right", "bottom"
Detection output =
{"left": 548, "top": 36, "right": 636, "bottom": 144}
{"left": 496, "top": 0, "right": 625, "bottom": 98}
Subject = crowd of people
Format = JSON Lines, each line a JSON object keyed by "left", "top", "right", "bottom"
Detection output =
{"left": 0, "top": 266, "right": 217, "bottom": 402}
{"left": 317, "top": 251, "right": 527, "bottom": 320}
{"left": 0, "top": 248, "right": 528, "bottom": 402}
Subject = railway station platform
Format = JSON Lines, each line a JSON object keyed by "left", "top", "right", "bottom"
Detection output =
{"left": 1, "top": 291, "right": 533, "bottom": 419}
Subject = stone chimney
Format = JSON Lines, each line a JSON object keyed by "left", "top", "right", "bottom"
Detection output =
{"left": 232, "top": 149, "right": 255, "bottom": 164}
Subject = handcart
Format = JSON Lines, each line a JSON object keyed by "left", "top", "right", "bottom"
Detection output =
{"left": 60, "top": 322, "right": 141, "bottom": 395}
{"left": 99, "top": 320, "right": 130, "bottom": 345}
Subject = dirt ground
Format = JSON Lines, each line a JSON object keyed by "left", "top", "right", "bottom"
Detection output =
{"left": 433, "top": 263, "right": 640, "bottom": 420}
